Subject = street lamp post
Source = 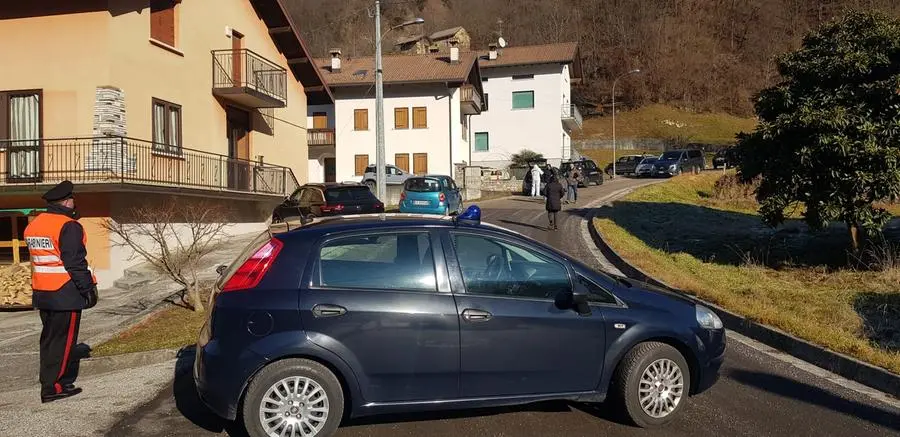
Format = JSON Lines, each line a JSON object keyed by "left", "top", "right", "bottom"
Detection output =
{"left": 611, "top": 69, "right": 641, "bottom": 179}
{"left": 374, "top": 1, "right": 423, "bottom": 202}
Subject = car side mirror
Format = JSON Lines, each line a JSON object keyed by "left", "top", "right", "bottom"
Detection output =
{"left": 555, "top": 290, "right": 591, "bottom": 316}
{"left": 216, "top": 265, "right": 227, "bottom": 276}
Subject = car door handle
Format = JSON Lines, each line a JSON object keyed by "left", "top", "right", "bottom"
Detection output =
{"left": 312, "top": 304, "right": 347, "bottom": 318}
{"left": 462, "top": 309, "right": 492, "bottom": 322}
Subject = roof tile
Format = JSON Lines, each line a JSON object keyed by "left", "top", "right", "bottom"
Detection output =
{"left": 317, "top": 52, "right": 478, "bottom": 86}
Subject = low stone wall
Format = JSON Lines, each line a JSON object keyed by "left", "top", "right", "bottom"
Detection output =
{"left": 482, "top": 178, "right": 522, "bottom": 194}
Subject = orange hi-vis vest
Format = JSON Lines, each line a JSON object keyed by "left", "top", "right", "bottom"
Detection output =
{"left": 24, "top": 213, "right": 97, "bottom": 292}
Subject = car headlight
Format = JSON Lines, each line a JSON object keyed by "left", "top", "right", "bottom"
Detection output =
{"left": 696, "top": 305, "right": 724, "bottom": 330}
{"left": 669, "top": 164, "right": 677, "bottom": 170}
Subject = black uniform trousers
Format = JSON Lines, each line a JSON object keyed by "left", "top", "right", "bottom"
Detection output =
{"left": 39, "top": 310, "right": 81, "bottom": 396}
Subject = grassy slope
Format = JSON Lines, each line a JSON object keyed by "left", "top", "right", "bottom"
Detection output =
{"left": 594, "top": 173, "right": 900, "bottom": 373}
{"left": 92, "top": 304, "right": 205, "bottom": 357}
{"left": 579, "top": 104, "right": 758, "bottom": 145}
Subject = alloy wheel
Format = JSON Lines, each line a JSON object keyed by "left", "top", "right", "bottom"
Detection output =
{"left": 638, "top": 358, "right": 684, "bottom": 419}
{"left": 258, "top": 376, "right": 330, "bottom": 437}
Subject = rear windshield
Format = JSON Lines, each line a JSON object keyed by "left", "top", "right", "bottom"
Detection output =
{"left": 404, "top": 178, "right": 441, "bottom": 192}
{"left": 325, "top": 187, "right": 375, "bottom": 202}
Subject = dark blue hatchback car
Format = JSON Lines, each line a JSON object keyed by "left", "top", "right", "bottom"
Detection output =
{"left": 195, "top": 207, "right": 725, "bottom": 437}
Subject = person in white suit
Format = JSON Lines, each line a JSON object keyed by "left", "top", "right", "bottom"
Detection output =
{"left": 530, "top": 164, "right": 544, "bottom": 197}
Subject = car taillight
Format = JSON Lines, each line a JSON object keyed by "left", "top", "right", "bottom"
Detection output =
{"left": 439, "top": 192, "right": 446, "bottom": 202}
{"left": 220, "top": 239, "right": 283, "bottom": 292}
{"left": 321, "top": 204, "right": 344, "bottom": 213}
{"left": 400, "top": 192, "right": 406, "bottom": 201}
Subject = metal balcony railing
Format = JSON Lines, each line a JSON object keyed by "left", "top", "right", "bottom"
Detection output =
{"left": 212, "top": 49, "right": 287, "bottom": 107}
{"left": 0, "top": 136, "right": 299, "bottom": 196}
{"left": 561, "top": 104, "right": 583, "bottom": 129}
{"left": 307, "top": 129, "right": 335, "bottom": 146}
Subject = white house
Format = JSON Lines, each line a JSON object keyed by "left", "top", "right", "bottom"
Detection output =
{"left": 307, "top": 45, "right": 483, "bottom": 183}
{"left": 469, "top": 42, "right": 583, "bottom": 169}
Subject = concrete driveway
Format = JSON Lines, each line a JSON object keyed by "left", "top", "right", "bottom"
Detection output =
{"left": 97, "top": 177, "right": 900, "bottom": 436}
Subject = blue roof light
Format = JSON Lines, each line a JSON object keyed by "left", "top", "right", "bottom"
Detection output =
{"left": 457, "top": 205, "right": 481, "bottom": 224}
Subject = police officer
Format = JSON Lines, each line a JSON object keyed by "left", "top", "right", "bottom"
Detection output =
{"left": 24, "top": 180, "right": 98, "bottom": 403}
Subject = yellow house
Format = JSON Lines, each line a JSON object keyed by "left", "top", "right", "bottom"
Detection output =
{"left": 0, "top": 0, "right": 332, "bottom": 288}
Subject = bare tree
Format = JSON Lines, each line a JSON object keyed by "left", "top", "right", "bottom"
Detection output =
{"left": 103, "top": 198, "right": 231, "bottom": 312}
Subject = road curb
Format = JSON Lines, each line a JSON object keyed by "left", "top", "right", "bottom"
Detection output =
{"left": 80, "top": 349, "right": 179, "bottom": 378}
{"left": 584, "top": 202, "right": 900, "bottom": 399}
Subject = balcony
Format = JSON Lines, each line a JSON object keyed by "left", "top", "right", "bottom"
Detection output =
{"left": 562, "top": 104, "right": 583, "bottom": 131}
{"left": 460, "top": 84, "right": 482, "bottom": 115}
{"left": 307, "top": 129, "right": 335, "bottom": 146}
{"left": 212, "top": 49, "right": 287, "bottom": 108}
{"left": 0, "top": 136, "right": 299, "bottom": 197}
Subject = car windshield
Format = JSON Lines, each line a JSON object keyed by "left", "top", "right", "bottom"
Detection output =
{"left": 325, "top": 187, "right": 375, "bottom": 202}
{"left": 660, "top": 151, "right": 683, "bottom": 160}
{"left": 640, "top": 157, "right": 658, "bottom": 164}
{"left": 405, "top": 178, "right": 441, "bottom": 192}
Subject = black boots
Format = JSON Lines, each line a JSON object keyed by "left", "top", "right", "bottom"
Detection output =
{"left": 41, "top": 385, "right": 82, "bottom": 403}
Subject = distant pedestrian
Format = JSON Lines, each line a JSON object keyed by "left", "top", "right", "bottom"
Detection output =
{"left": 566, "top": 168, "right": 580, "bottom": 204}
{"left": 24, "top": 180, "right": 98, "bottom": 403}
{"left": 544, "top": 175, "right": 566, "bottom": 230}
{"left": 530, "top": 164, "right": 544, "bottom": 198}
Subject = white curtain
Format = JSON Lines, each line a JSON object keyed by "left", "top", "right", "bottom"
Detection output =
{"left": 153, "top": 102, "right": 166, "bottom": 151}
{"left": 167, "top": 107, "right": 180, "bottom": 149}
{"left": 9, "top": 94, "right": 40, "bottom": 179}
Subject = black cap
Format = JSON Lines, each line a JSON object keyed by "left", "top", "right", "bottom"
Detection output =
{"left": 42, "top": 180, "right": 75, "bottom": 202}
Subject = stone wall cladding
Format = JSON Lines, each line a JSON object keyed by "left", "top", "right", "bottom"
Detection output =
{"left": 87, "top": 86, "right": 135, "bottom": 173}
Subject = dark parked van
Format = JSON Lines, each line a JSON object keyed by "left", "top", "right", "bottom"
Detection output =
{"left": 652, "top": 149, "right": 705, "bottom": 177}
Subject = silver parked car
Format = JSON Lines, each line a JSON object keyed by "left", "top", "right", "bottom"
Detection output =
{"left": 361, "top": 164, "right": 412, "bottom": 190}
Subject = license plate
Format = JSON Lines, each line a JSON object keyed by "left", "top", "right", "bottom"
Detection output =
{"left": 413, "top": 200, "right": 429, "bottom": 206}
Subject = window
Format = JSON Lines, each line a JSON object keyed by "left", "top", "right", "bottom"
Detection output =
{"left": 394, "top": 107, "right": 409, "bottom": 129}
{"left": 1, "top": 90, "right": 42, "bottom": 180}
{"left": 575, "top": 274, "right": 619, "bottom": 305}
{"left": 512, "top": 74, "right": 534, "bottom": 80}
{"left": 481, "top": 77, "right": 489, "bottom": 82}
{"left": 354, "top": 109, "right": 368, "bottom": 131}
{"left": 512, "top": 91, "right": 534, "bottom": 109}
{"left": 688, "top": 150, "right": 702, "bottom": 158}
{"left": 395, "top": 153, "right": 410, "bottom": 172}
{"left": 413, "top": 153, "right": 428, "bottom": 175}
{"left": 412, "top": 107, "right": 427, "bottom": 129}
{"left": 150, "top": 0, "right": 178, "bottom": 47}
{"left": 288, "top": 188, "right": 303, "bottom": 203}
{"left": 152, "top": 98, "right": 181, "bottom": 154}
{"left": 474, "top": 132, "right": 489, "bottom": 152}
{"left": 355, "top": 155, "right": 369, "bottom": 176}
{"left": 325, "top": 186, "right": 374, "bottom": 202}
{"left": 452, "top": 234, "right": 571, "bottom": 299}
{"left": 482, "top": 93, "right": 489, "bottom": 111}
{"left": 315, "top": 233, "right": 437, "bottom": 292}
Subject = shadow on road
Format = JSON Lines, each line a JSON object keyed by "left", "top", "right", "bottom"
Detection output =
{"left": 173, "top": 346, "right": 249, "bottom": 437}
{"left": 728, "top": 369, "right": 900, "bottom": 432}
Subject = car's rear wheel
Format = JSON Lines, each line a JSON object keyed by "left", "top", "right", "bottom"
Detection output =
{"left": 611, "top": 342, "right": 690, "bottom": 428}
{"left": 243, "top": 359, "right": 344, "bottom": 437}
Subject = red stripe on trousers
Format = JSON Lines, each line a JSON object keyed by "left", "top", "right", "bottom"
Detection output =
{"left": 57, "top": 312, "right": 77, "bottom": 382}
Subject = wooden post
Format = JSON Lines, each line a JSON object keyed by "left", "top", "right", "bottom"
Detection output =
{"left": 11, "top": 216, "right": 19, "bottom": 265}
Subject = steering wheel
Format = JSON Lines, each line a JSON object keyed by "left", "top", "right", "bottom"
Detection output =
{"left": 484, "top": 254, "right": 505, "bottom": 281}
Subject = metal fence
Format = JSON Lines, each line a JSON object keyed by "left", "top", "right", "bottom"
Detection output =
{"left": 0, "top": 136, "right": 298, "bottom": 196}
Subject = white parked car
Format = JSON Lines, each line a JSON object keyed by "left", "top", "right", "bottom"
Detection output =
{"left": 361, "top": 165, "right": 411, "bottom": 190}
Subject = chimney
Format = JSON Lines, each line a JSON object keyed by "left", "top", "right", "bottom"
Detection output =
{"left": 488, "top": 43, "right": 498, "bottom": 60}
{"left": 449, "top": 39, "right": 459, "bottom": 64}
{"left": 329, "top": 48, "right": 342, "bottom": 72}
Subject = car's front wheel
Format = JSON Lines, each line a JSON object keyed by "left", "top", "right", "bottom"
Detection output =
{"left": 611, "top": 342, "right": 691, "bottom": 428}
{"left": 243, "top": 359, "right": 344, "bottom": 437}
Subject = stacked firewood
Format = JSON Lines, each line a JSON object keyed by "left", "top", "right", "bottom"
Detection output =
{"left": 0, "top": 264, "right": 32, "bottom": 307}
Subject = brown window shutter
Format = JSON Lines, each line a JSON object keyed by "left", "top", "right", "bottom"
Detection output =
{"left": 354, "top": 109, "right": 368, "bottom": 131}
{"left": 394, "top": 153, "right": 409, "bottom": 172}
{"left": 355, "top": 155, "right": 369, "bottom": 176}
{"left": 413, "top": 153, "right": 428, "bottom": 175}
{"left": 394, "top": 107, "right": 409, "bottom": 129}
{"left": 412, "top": 107, "right": 427, "bottom": 129}
{"left": 0, "top": 93, "right": 8, "bottom": 140}
{"left": 150, "top": 1, "right": 176, "bottom": 47}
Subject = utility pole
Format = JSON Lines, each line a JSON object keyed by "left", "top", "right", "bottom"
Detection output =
{"left": 374, "top": 0, "right": 386, "bottom": 202}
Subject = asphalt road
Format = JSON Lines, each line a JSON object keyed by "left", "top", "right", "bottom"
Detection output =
{"left": 105, "top": 177, "right": 900, "bottom": 437}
